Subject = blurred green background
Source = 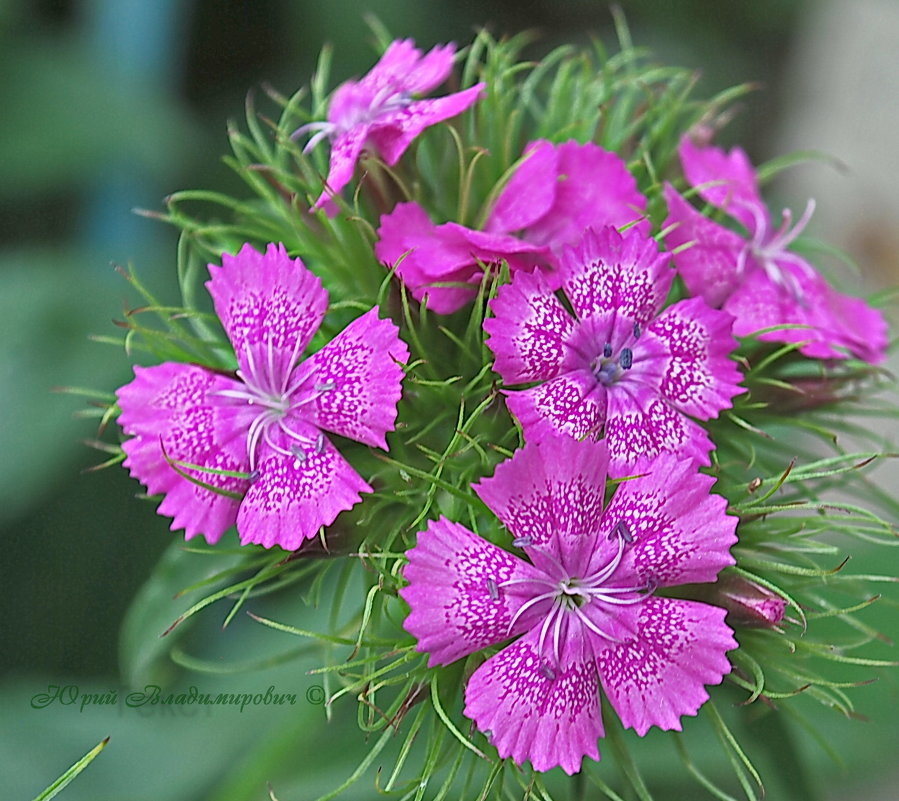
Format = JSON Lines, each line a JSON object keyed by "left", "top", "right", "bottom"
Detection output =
{"left": 3, "top": 0, "right": 897, "bottom": 799}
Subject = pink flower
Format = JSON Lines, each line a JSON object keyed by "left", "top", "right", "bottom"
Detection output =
{"left": 375, "top": 140, "right": 647, "bottom": 314}
{"left": 663, "top": 135, "right": 888, "bottom": 362}
{"left": 485, "top": 225, "right": 743, "bottom": 475}
{"left": 374, "top": 201, "right": 550, "bottom": 314}
{"left": 295, "top": 39, "right": 485, "bottom": 210}
{"left": 116, "top": 243, "right": 408, "bottom": 549}
{"left": 401, "top": 435, "right": 737, "bottom": 774}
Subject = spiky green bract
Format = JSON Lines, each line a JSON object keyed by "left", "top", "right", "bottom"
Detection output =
{"left": 94, "top": 24, "right": 899, "bottom": 801}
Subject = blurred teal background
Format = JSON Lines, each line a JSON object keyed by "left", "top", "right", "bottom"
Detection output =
{"left": 4, "top": 1, "right": 897, "bottom": 799}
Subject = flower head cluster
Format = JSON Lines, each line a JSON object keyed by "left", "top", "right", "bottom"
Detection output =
{"left": 664, "top": 134, "right": 888, "bottom": 362}
{"left": 402, "top": 435, "right": 737, "bottom": 774}
{"left": 295, "top": 39, "right": 485, "bottom": 210}
{"left": 485, "top": 225, "right": 744, "bottom": 474}
{"left": 116, "top": 243, "right": 408, "bottom": 549}
{"left": 375, "top": 140, "right": 647, "bottom": 313}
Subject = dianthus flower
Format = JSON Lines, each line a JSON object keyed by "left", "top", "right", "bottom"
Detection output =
{"left": 375, "top": 140, "right": 647, "bottom": 313}
{"left": 295, "top": 39, "right": 485, "bottom": 210}
{"left": 663, "top": 135, "right": 888, "bottom": 362}
{"left": 485, "top": 225, "right": 743, "bottom": 474}
{"left": 116, "top": 243, "right": 408, "bottom": 549}
{"left": 401, "top": 435, "right": 737, "bottom": 774}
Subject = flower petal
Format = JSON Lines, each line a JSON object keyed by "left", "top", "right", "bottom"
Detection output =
{"left": 561, "top": 226, "right": 672, "bottom": 324}
{"left": 485, "top": 268, "right": 575, "bottom": 384}
{"left": 236, "top": 425, "right": 371, "bottom": 550}
{"left": 206, "top": 243, "right": 328, "bottom": 390}
{"left": 117, "top": 363, "right": 250, "bottom": 544}
{"left": 360, "top": 40, "right": 455, "bottom": 96}
{"left": 663, "top": 183, "right": 746, "bottom": 307}
{"left": 593, "top": 452, "right": 736, "bottom": 588}
{"left": 401, "top": 518, "right": 548, "bottom": 666}
{"left": 464, "top": 622, "right": 603, "bottom": 775}
{"left": 604, "top": 388, "right": 714, "bottom": 476}
{"left": 678, "top": 136, "right": 768, "bottom": 235}
{"left": 591, "top": 597, "right": 735, "bottom": 736}
{"left": 313, "top": 125, "right": 369, "bottom": 208}
{"left": 474, "top": 435, "right": 609, "bottom": 575}
{"left": 725, "top": 259, "right": 889, "bottom": 362}
{"left": 489, "top": 140, "right": 650, "bottom": 249}
{"left": 371, "top": 85, "right": 486, "bottom": 166}
{"left": 504, "top": 369, "right": 607, "bottom": 445}
{"left": 645, "top": 297, "right": 742, "bottom": 419}
{"left": 375, "top": 201, "right": 547, "bottom": 314}
{"left": 290, "top": 308, "right": 408, "bottom": 449}
{"left": 486, "top": 140, "right": 560, "bottom": 234}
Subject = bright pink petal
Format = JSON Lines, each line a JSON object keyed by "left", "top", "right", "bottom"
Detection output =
{"left": 592, "top": 453, "right": 736, "bottom": 588}
{"left": 371, "top": 85, "right": 486, "bottom": 166}
{"left": 604, "top": 388, "right": 714, "bottom": 476}
{"left": 313, "top": 125, "right": 369, "bottom": 208}
{"left": 206, "top": 243, "right": 328, "bottom": 387}
{"left": 486, "top": 140, "right": 560, "bottom": 234}
{"left": 116, "top": 363, "right": 250, "bottom": 544}
{"left": 591, "top": 597, "right": 735, "bottom": 735}
{"left": 289, "top": 308, "right": 408, "bottom": 449}
{"left": 464, "top": 622, "right": 603, "bottom": 775}
{"left": 489, "top": 141, "right": 650, "bottom": 249}
{"left": 663, "top": 183, "right": 746, "bottom": 307}
{"left": 505, "top": 369, "right": 607, "bottom": 444}
{"left": 561, "top": 226, "right": 672, "bottom": 324}
{"left": 361, "top": 40, "right": 455, "bottom": 96}
{"left": 400, "top": 518, "right": 548, "bottom": 666}
{"left": 725, "top": 260, "right": 889, "bottom": 362}
{"left": 646, "top": 298, "right": 742, "bottom": 419}
{"left": 484, "top": 268, "right": 576, "bottom": 384}
{"left": 474, "top": 436, "right": 609, "bottom": 575}
{"left": 375, "top": 202, "right": 547, "bottom": 314}
{"left": 236, "top": 425, "right": 370, "bottom": 550}
{"left": 678, "top": 136, "right": 768, "bottom": 235}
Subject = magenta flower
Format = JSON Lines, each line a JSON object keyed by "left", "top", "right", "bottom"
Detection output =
{"left": 295, "top": 39, "right": 485, "bottom": 210}
{"left": 485, "top": 225, "right": 743, "bottom": 474}
{"left": 663, "top": 135, "right": 888, "bottom": 362}
{"left": 401, "top": 435, "right": 737, "bottom": 774}
{"left": 485, "top": 139, "right": 650, "bottom": 246}
{"left": 374, "top": 201, "right": 550, "bottom": 314}
{"left": 116, "top": 243, "right": 408, "bottom": 549}
{"left": 375, "top": 140, "right": 647, "bottom": 314}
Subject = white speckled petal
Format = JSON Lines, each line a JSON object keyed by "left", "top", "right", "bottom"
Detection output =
{"left": 236, "top": 424, "right": 370, "bottom": 550}
{"left": 592, "top": 452, "right": 737, "bottom": 588}
{"left": 485, "top": 268, "right": 576, "bottom": 384}
{"left": 289, "top": 308, "right": 408, "bottom": 449}
{"left": 473, "top": 435, "right": 609, "bottom": 575}
{"left": 464, "top": 621, "right": 603, "bottom": 775}
{"left": 400, "top": 517, "right": 549, "bottom": 666}
{"left": 591, "top": 597, "right": 735, "bottom": 736}
{"left": 117, "top": 363, "right": 250, "bottom": 544}
{"left": 206, "top": 242, "right": 328, "bottom": 388}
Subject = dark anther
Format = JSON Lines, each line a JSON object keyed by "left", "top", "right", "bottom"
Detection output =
{"left": 603, "top": 342, "right": 613, "bottom": 358}
{"left": 620, "top": 347, "right": 633, "bottom": 369}
{"left": 486, "top": 578, "right": 500, "bottom": 601}
{"left": 633, "top": 322, "right": 641, "bottom": 339}
{"left": 610, "top": 519, "right": 635, "bottom": 543}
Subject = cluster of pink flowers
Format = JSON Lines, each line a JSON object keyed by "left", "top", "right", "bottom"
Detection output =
{"left": 115, "top": 40, "right": 888, "bottom": 776}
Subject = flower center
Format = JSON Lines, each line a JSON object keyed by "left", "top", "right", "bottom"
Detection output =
{"left": 737, "top": 198, "right": 817, "bottom": 305}
{"left": 498, "top": 522, "right": 654, "bottom": 673}
{"left": 590, "top": 341, "right": 635, "bottom": 385}
{"left": 213, "top": 336, "right": 336, "bottom": 471}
